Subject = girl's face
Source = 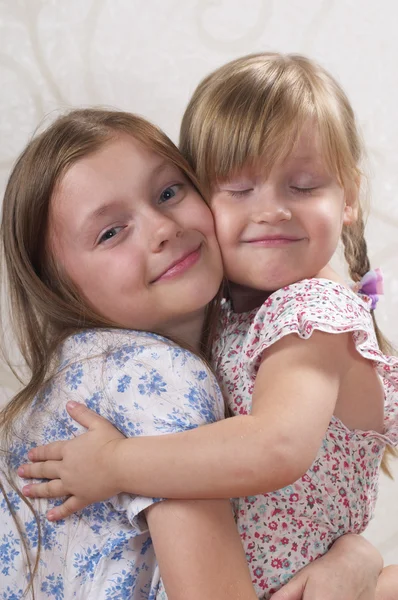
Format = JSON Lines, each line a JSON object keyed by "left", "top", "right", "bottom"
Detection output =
{"left": 49, "top": 134, "right": 222, "bottom": 337}
{"left": 210, "top": 123, "right": 358, "bottom": 306}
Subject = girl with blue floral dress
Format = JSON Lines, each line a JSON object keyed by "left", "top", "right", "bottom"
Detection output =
{"left": 0, "top": 108, "right": 259, "bottom": 599}
{"left": 21, "top": 55, "right": 398, "bottom": 599}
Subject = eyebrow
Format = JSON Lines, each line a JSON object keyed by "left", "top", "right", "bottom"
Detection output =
{"left": 289, "top": 149, "right": 328, "bottom": 164}
{"left": 84, "top": 201, "right": 125, "bottom": 224}
{"left": 79, "top": 159, "right": 174, "bottom": 231}
{"left": 288, "top": 154, "right": 318, "bottom": 163}
{"left": 74, "top": 202, "right": 125, "bottom": 245}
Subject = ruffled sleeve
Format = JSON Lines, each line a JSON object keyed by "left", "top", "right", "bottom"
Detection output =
{"left": 242, "top": 278, "right": 398, "bottom": 445}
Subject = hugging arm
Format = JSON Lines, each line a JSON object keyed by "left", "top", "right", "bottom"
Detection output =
{"left": 19, "top": 337, "right": 260, "bottom": 597}
{"left": 21, "top": 330, "right": 348, "bottom": 502}
{"left": 18, "top": 336, "right": 398, "bottom": 599}
{"left": 146, "top": 498, "right": 256, "bottom": 599}
{"left": 149, "top": 506, "right": 392, "bottom": 600}
{"left": 19, "top": 408, "right": 396, "bottom": 600}
{"left": 271, "top": 534, "right": 396, "bottom": 600}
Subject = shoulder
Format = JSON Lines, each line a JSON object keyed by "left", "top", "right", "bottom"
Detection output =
{"left": 54, "top": 329, "right": 225, "bottom": 434}
{"left": 59, "top": 328, "right": 179, "bottom": 363}
{"left": 58, "top": 328, "right": 210, "bottom": 378}
{"left": 251, "top": 278, "right": 371, "bottom": 340}
{"left": 243, "top": 278, "right": 374, "bottom": 369}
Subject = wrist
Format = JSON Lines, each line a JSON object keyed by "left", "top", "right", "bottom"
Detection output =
{"left": 103, "top": 437, "right": 129, "bottom": 495}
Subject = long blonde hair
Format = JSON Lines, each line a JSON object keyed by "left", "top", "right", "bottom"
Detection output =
{"left": 0, "top": 108, "right": 220, "bottom": 597}
{"left": 180, "top": 52, "right": 396, "bottom": 471}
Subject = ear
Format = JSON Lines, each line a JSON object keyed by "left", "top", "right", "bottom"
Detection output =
{"left": 343, "top": 203, "right": 358, "bottom": 226}
{"left": 343, "top": 177, "right": 360, "bottom": 226}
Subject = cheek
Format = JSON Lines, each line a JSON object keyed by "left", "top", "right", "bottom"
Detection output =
{"left": 189, "top": 200, "right": 217, "bottom": 238}
{"left": 307, "top": 199, "right": 344, "bottom": 238}
{"left": 50, "top": 237, "right": 84, "bottom": 290}
{"left": 72, "top": 249, "right": 145, "bottom": 306}
{"left": 201, "top": 211, "right": 218, "bottom": 240}
{"left": 211, "top": 203, "right": 240, "bottom": 247}
{"left": 100, "top": 248, "right": 144, "bottom": 287}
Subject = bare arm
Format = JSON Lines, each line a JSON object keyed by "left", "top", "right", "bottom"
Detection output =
{"left": 20, "top": 406, "right": 398, "bottom": 600}
{"left": 146, "top": 498, "right": 257, "bottom": 600}
{"left": 21, "top": 331, "right": 348, "bottom": 506}
{"left": 106, "top": 331, "right": 341, "bottom": 498}
{"left": 152, "top": 510, "right": 389, "bottom": 600}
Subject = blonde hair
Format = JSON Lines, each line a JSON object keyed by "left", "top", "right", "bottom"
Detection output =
{"left": 180, "top": 52, "right": 396, "bottom": 471}
{"left": 0, "top": 108, "right": 220, "bottom": 597}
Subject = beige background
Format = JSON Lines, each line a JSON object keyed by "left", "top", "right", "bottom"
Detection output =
{"left": 0, "top": 0, "right": 397, "bottom": 564}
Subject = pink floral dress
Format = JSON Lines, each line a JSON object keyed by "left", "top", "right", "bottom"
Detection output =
{"left": 213, "top": 278, "right": 398, "bottom": 598}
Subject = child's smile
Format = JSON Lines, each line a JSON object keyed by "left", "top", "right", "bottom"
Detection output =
{"left": 210, "top": 122, "right": 358, "bottom": 310}
{"left": 49, "top": 133, "right": 223, "bottom": 337}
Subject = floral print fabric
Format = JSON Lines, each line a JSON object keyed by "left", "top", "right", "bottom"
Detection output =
{"left": 0, "top": 329, "right": 224, "bottom": 599}
{"left": 213, "top": 278, "right": 398, "bottom": 598}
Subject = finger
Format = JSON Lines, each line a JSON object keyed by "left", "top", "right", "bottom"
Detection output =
{"left": 18, "top": 460, "right": 63, "bottom": 480}
{"left": 47, "top": 496, "right": 88, "bottom": 521}
{"left": 272, "top": 575, "right": 305, "bottom": 600}
{"left": 65, "top": 401, "right": 106, "bottom": 430}
{"left": 27, "top": 440, "right": 66, "bottom": 462}
{"left": 22, "top": 479, "right": 67, "bottom": 500}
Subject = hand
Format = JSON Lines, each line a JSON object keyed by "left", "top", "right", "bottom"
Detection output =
{"left": 18, "top": 401, "right": 126, "bottom": 520}
{"left": 272, "top": 534, "right": 382, "bottom": 600}
{"left": 376, "top": 565, "right": 398, "bottom": 600}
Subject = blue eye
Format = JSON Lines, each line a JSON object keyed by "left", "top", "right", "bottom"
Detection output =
{"left": 159, "top": 184, "right": 181, "bottom": 203}
{"left": 98, "top": 226, "right": 124, "bottom": 244}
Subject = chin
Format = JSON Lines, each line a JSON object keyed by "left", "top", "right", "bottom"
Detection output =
{"left": 186, "top": 272, "right": 222, "bottom": 304}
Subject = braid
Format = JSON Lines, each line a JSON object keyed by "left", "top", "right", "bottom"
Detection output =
{"left": 341, "top": 211, "right": 370, "bottom": 282}
{"left": 342, "top": 216, "right": 397, "bottom": 477}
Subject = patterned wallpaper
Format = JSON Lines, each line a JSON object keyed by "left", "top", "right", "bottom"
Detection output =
{"left": 0, "top": 0, "right": 397, "bottom": 382}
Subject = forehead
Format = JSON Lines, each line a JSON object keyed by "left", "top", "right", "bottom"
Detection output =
{"left": 289, "top": 121, "right": 322, "bottom": 159}
{"left": 60, "top": 135, "right": 163, "bottom": 192}
{"left": 52, "top": 135, "right": 169, "bottom": 211}
{"left": 221, "top": 122, "right": 325, "bottom": 182}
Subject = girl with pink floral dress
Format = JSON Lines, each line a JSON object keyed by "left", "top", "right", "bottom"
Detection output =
{"left": 20, "top": 53, "right": 398, "bottom": 598}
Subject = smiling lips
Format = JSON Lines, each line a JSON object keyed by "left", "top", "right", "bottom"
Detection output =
{"left": 152, "top": 245, "right": 202, "bottom": 283}
{"left": 244, "top": 235, "right": 304, "bottom": 247}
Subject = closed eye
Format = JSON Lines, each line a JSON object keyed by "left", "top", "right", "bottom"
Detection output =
{"left": 290, "top": 186, "right": 318, "bottom": 195}
{"left": 227, "top": 189, "right": 253, "bottom": 198}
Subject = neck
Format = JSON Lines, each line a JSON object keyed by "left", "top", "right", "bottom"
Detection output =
{"left": 157, "top": 308, "right": 206, "bottom": 352}
{"left": 228, "top": 282, "right": 270, "bottom": 313}
{"left": 229, "top": 264, "right": 343, "bottom": 313}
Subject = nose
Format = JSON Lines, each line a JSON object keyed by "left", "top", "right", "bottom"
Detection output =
{"left": 253, "top": 188, "right": 291, "bottom": 224}
{"left": 146, "top": 210, "right": 183, "bottom": 253}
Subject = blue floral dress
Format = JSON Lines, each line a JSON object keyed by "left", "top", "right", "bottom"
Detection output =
{"left": 0, "top": 329, "right": 224, "bottom": 599}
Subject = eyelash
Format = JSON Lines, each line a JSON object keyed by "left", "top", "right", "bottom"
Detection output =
{"left": 227, "top": 186, "right": 318, "bottom": 198}
{"left": 159, "top": 183, "right": 183, "bottom": 203}
{"left": 290, "top": 186, "right": 317, "bottom": 195}
{"left": 228, "top": 189, "right": 253, "bottom": 198}
{"left": 98, "top": 225, "right": 125, "bottom": 245}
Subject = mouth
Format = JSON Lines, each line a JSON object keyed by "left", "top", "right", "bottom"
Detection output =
{"left": 244, "top": 235, "right": 304, "bottom": 247}
{"left": 151, "top": 244, "right": 202, "bottom": 283}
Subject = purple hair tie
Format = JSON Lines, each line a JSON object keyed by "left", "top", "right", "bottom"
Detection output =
{"left": 354, "top": 268, "right": 384, "bottom": 310}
